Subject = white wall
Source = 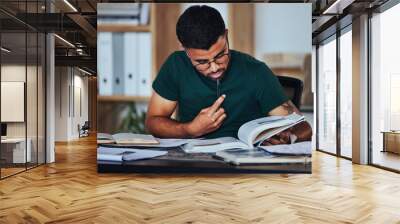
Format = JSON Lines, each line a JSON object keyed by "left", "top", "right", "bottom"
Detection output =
{"left": 55, "top": 67, "right": 89, "bottom": 141}
{"left": 1, "top": 65, "right": 30, "bottom": 137}
{"left": 55, "top": 67, "right": 68, "bottom": 141}
{"left": 72, "top": 73, "right": 89, "bottom": 138}
{"left": 255, "top": 3, "right": 312, "bottom": 60}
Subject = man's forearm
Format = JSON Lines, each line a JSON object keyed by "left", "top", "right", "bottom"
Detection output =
{"left": 145, "top": 116, "right": 192, "bottom": 138}
{"left": 291, "top": 121, "right": 312, "bottom": 142}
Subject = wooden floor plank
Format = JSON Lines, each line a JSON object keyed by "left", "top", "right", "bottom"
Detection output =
{"left": 1, "top": 135, "right": 400, "bottom": 223}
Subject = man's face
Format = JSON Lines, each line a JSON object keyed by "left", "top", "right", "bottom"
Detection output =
{"left": 185, "top": 34, "right": 230, "bottom": 81}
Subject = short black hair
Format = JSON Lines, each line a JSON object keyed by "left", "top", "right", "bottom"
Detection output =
{"left": 176, "top": 5, "right": 226, "bottom": 50}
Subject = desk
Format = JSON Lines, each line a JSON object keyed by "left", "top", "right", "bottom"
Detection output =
{"left": 97, "top": 147, "right": 311, "bottom": 174}
{"left": 1, "top": 138, "right": 31, "bottom": 163}
{"left": 382, "top": 131, "right": 400, "bottom": 154}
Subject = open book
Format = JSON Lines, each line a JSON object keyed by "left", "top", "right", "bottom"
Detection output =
{"left": 182, "top": 113, "right": 305, "bottom": 153}
{"left": 97, "top": 133, "right": 160, "bottom": 145}
{"left": 214, "top": 147, "right": 311, "bottom": 165}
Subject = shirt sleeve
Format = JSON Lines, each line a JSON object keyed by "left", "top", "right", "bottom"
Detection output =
{"left": 152, "top": 53, "right": 179, "bottom": 101}
{"left": 254, "top": 63, "right": 289, "bottom": 114}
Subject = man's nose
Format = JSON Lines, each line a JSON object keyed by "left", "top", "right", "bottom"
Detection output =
{"left": 209, "top": 61, "right": 219, "bottom": 73}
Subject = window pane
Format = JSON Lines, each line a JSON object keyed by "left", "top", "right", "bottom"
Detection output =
{"left": 38, "top": 32, "right": 46, "bottom": 165}
{"left": 1, "top": 30, "right": 28, "bottom": 177}
{"left": 371, "top": 3, "right": 400, "bottom": 171}
{"left": 318, "top": 37, "right": 337, "bottom": 154}
{"left": 26, "top": 31, "right": 38, "bottom": 169}
{"left": 340, "top": 29, "right": 352, "bottom": 158}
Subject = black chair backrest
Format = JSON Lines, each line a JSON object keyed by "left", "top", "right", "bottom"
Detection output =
{"left": 277, "top": 76, "right": 303, "bottom": 109}
{"left": 82, "top": 121, "right": 90, "bottom": 129}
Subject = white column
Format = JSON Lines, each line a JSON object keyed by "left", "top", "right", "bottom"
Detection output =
{"left": 46, "top": 32, "right": 55, "bottom": 163}
{"left": 45, "top": 1, "right": 56, "bottom": 163}
{"left": 352, "top": 14, "right": 369, "bottom": 164}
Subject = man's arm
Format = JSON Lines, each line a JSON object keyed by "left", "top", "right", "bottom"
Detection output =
{"left": 265, "top": 100, "right": 312, "bottom": 144}
{"left": 145, "top": 92, "right": 227, "bottom": 138}
{"left": 145, "top": 92, "right": 188, "bottom": 138}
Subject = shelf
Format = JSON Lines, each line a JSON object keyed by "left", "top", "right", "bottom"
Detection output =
{"left": 97, "top": 95, "right": 151, "bottom": 102}
{"left": 97, "top": 24, "right": 151, "bottom": 32}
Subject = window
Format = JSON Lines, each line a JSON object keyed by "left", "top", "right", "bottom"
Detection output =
{"left": 317, "top": 36, "right": 337, "bottom": 154}
{"left": 339, "top": 28, "right": 352, "bottom": 158}
{"left": 0, "top": 1, "right": 47, "bottom": 179}
{"left": 370, "top": 3, "right": 400, "bottom": 171}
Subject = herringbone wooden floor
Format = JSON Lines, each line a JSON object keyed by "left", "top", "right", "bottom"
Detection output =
{"left": 1, "top": 135, "right": 400, "bottom": 224}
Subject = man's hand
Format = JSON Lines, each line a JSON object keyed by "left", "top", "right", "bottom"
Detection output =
{"left": 267, "top": 100, "right": 312, "bottom": 145}
{"left": 262, "top": 130, "right": 292, "bottom": 146}
{"left": 185, "top": 94, "right": 227, "bottom": 137}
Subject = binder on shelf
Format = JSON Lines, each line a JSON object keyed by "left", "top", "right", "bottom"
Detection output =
{"left": 139, "top": 3, "right": 150, "bottom": 25}
{"left": 137, "top": 32, "right": 152, "bottom": 97}
{"left": 123, "top": 33, "right": 138, "bottom": 96}
{"left": 97, "top": 3, "right": 140, "bottom": 25}
{"left": 97, "top": 32, "right": 113, "bottom": 96}
{"left": 112, "top": 33, "right": 125, "bottom": 95}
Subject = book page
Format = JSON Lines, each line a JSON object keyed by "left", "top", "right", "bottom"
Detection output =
{"left": 259, "top": 141, "right": 312, "bottom": 155}
{"left": 182, "top": 137, "right": 250, "bottom": 153}
{"left": 254, "top": 121, "right": 303, "bottom": 145}
{"left": 237, "top": 113, "right": 304, "bottom": 146}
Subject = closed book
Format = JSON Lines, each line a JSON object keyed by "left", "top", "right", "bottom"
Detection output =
{"left": 97, "top": 147, "right": 167, "bottom": 162}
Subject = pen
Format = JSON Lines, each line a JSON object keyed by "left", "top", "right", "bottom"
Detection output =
{"left": 216, "top": 79, "right": 220, "bottom": 97}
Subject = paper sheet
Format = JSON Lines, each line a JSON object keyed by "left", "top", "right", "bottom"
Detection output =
{"left": 259, "top": 141, "right": 312, "bottom": 155}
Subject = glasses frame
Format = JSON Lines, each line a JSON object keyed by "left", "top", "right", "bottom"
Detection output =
{"left": 185, "top": 37, "right": 230, "bottom": 72}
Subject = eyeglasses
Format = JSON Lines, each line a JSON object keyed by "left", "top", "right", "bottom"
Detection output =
{"left": 185, "top": 38, "right": 230, "bottom": 71}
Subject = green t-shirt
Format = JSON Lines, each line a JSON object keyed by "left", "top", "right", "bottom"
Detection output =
{"left": 152, "top": 50, "right": 288, "bottom": 139}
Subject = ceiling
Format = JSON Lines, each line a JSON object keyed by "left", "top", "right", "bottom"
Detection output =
{"left": 0, "top": 0, "right": 393, "bottom": 74}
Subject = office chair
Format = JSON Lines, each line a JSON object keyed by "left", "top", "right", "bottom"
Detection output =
{"left": 277, "top": 76, "right": 304, "bottom": 109}
{"left": 78, "top": 121, "right": 90, "bottom": 138}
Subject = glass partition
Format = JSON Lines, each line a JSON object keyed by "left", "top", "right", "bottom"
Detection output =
{"left": 317, "top": 35, "right": 337, "bottom": 155}
{"left": 370, "top": 3, "right": 400, "bottom": 171}
{"left": 1, "top": 30, "right": 28, "bottom": 177}
{"left": 0, "top": 1, "right": 46, "bottom": 179}
{"left": 339, "top": 28, "right": 352, "bottom": 158}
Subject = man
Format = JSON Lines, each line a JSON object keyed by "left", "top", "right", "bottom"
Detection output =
{"left": 146, "top": 5, "right": 312, "bottom": 145}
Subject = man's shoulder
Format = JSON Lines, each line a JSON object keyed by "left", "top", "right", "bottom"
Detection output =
{"left": 231, "top": 50, "right": 272, "bottom": 75}
{"left": 231, "top": 50, "right": 266, "bottom": 69}
{"left": 167, "top": 50, "right": 186, "bottom": 61}
{"left": 162, "top": 51, "right": 191, "bottom": 70}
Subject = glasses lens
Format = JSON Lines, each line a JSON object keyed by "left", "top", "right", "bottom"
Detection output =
{"left": 215, "top": 54, "right": 228, "bottom": 64}
{"left": 196, "top": 63, "right": 210, "bottom": 71}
